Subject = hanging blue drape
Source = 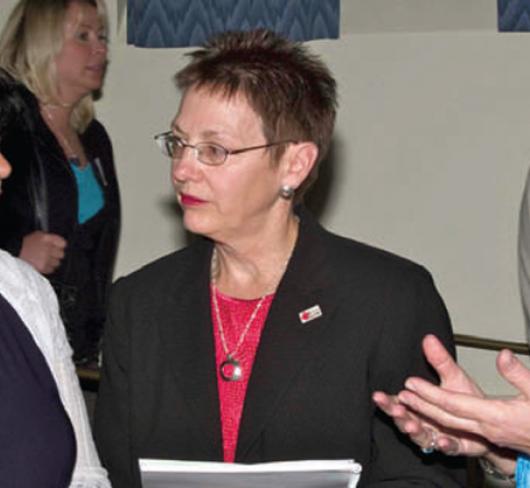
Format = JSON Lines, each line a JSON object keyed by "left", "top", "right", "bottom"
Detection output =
{"left": 127, "top": 0, "right": 340, "bottom": 48}
{"left": 498, "top": 0, "right": 530, "bottom": 31}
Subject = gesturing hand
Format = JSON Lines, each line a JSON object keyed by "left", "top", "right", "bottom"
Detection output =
{"left": 400, "top": 338, "right": 530, "bottom": 457}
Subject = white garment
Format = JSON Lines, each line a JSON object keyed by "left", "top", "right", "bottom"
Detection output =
{"left": 0, "top": 249, "right": 111, "bottom": 488}
{"left": 518, "top": 167, "right": 530, "bottom": 343}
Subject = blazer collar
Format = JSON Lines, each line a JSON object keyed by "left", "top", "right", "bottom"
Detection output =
{"left": 236, "top": 208, "right": 340, "bottom": 460}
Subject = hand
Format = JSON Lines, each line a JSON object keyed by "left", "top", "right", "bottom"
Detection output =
{"left": 374, "top": 334, "right": 491, "bottom": 458}
{"left": 372, "top": 390, "right": 443, "bottom": 450}
{"left": 401, "top": 342, "right": 530, "bottom": 457}
{"left": 19, "top": 231, "right": 67, "bottom": 274}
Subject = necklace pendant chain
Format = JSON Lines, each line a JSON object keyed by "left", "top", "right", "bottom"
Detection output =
{"left": 212, "top": 280, "right": 267, "bottom": 382}
{"left": 211, "top": 232, "right": 296, "bottom": 382}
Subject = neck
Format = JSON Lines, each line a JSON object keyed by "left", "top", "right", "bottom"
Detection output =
{"left": 40, "top": 103, "right": 74, "bottom": 130}
{"left": 212, "top": 212, "right": 299, "bottom": 299}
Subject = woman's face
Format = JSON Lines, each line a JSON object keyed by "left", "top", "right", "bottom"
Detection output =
{"left": 0, "top": 150, "right": 12, "bottom": 196}
{"left": 171, "top": 86, "right": 287, "bottom": 244}
{"left": 54, "top": 1, "right": 108, "bottom": 104}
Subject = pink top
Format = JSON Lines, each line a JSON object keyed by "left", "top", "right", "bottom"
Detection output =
{"left": 210, "top": 284, "right": 274, "bottom": 462}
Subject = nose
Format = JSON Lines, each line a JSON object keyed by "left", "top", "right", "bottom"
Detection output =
{"left": 0, "top": 152, "right": 12, "bottom": 181}
{"left": 93, "top": 38, "right": 108, "bottom": 55}
{"left": 171, "top": 146, "right": 201, "bottom": 184}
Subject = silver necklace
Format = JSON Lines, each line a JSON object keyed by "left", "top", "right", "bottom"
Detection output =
{"left": 210, "top": 221, "right": 299, "bottom": 382}
{"left": 211, "top": 281, "right": 268, "bottom": 382}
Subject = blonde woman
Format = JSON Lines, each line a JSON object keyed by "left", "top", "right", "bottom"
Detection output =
{"left": 0, "top": 0, "right": 120, "bottom": 367}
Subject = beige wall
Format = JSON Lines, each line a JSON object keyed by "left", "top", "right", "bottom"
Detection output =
{"left": 2, "top": 0, "right": 529, "bottom": 394}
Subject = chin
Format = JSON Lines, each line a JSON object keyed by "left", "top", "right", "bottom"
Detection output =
{"left": 182, "top": 212, "right": 215, "bottom": 238}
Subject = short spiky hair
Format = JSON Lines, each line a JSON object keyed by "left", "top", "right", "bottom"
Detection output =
{"left": 175, "top": 29, "right": 337, "bottom": 201}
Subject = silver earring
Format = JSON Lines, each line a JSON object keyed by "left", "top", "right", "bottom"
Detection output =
{"left": 279, "top": 185, "right": 295, "bottom": 199}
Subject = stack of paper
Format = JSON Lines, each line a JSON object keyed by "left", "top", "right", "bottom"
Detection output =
{"left": 140, "top": 458, "right": 362, "bottom": 488}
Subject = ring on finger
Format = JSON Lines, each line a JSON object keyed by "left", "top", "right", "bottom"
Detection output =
{"left": 420, "top": 430, "right": 437, "bottom": 455}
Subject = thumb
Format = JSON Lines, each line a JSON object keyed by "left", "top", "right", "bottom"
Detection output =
{"left": 422, "top": 334, "right": 459, "bottom": 382}
{"left": 497, "top": 349, "right": 530, "bottom": 398}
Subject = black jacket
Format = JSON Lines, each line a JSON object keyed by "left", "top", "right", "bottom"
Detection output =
{"left": 95, "top": 208, "right": 465, "bottom": 487}
{"left": 0, "top": 82, "right": 120, "bottom": 350}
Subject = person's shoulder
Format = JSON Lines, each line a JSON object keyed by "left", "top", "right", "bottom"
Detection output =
{"left": 331, "top": 231, "right": 429, "bottom": 277}
{"left": 83, "top": 118, "right": 112, "bottom": 149}
{"left": 85, "top": 117, "right": 107, "bottom": 135}
{"left": 301, "top": 208, "right": 431, "bottom": 284}
{"left": 112, "top": 239, "right": 209, "bottom": 297}
{"left": 308, "top": 226, "right": 436, "bottom": 305}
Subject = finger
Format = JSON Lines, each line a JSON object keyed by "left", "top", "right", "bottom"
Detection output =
{"left": 422, "top": 334, "right": 461, "bottom": 383}
{"left": 398, "top": 388, "right": 481, "bottom": 435}
{"left": 373, "top": 392, "right": 409, "bottom": 419}
{"left": 496, "top": 349, "right": 530, "bottom": 398}
{"left": 49, "top": 234, "right": 67, "bottom": 249}
{"left": 435, "top": 435, "right": 462, "bottom": 456}
{"left": 47, "top": 257, "right": 62, "bottom": 272}
{"left": 372, "top": 391, "right": 396, "bottom": 411}
{"left": 373, "top": 392, "right": 438, "bottom": 447}
{"left": 49, "top": 246, "right": 65, "bottom": 260}
{"left": 41, "top": 263, "right": 55, "bottom": 275}
{"left": 43, "top": 233, "right": 67, "bottom": 248}
{"left": 373, "top": 391, "right": 424, "bottom": 438}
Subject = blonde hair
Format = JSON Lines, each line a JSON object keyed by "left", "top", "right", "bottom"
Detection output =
{"left": 0, "top": 0, "right": 108, "bottom": 132}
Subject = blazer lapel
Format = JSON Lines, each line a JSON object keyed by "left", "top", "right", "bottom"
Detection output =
{"left": 236, "top": 212, "right": 339, "bottom": 460}
{"left": 161, "top": 241, "right": 223, "bottom": 460}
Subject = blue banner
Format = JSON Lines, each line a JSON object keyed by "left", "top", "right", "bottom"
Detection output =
{"left": 498, "top": 0, "right": 530, "bottom": 31}
{"left": 127, "top": 0, "right": 340, "bottom": 48}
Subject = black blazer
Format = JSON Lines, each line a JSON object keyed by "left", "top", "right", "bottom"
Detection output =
{"left": 95, "top": 209, "right": 465, "bottom": 487}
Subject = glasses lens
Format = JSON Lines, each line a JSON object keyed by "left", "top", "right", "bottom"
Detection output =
{"left": 156, "top": 134, "right": 182, "bottom": 159}
{"left": 197, "top": 143, "right": 227, "bottom": 166}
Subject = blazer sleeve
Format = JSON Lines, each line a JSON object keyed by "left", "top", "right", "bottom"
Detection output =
{"left": 366, "top": 267, "right": 466, "bottom": 487}
{"left": 94, "top": 278, "right": 140, "bottom": 488}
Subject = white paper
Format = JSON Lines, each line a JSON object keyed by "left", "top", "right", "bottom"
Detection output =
{"left": 140, "top": 458, "right": 362, "bottom": 488}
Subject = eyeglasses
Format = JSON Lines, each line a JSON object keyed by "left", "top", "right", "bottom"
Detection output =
{"left": 154, "top": 131, "right": 296, "bottom": 166}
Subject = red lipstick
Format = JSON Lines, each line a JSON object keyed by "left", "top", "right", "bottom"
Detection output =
{"left": 180, "top": 193, "right": 207, "bottom": 206}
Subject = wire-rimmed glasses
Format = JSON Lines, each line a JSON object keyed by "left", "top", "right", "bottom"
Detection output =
{"left": 154, "top": 131, "right": 296, "bottom": 166}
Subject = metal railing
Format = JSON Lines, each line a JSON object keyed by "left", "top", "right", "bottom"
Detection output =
{"left": 454, "top": 333, "right": 530, "bottom": 355}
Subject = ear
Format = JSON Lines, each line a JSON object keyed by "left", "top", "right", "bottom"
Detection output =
{"left": 280, "top": 141, "right": 319, "bottom": 190}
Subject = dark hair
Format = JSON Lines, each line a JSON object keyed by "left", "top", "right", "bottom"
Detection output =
{"left": 175, "top": 29, "right": 337, "bottom": 201}
{"left": 0, "top": 69, "right": 26, "bottom": 139}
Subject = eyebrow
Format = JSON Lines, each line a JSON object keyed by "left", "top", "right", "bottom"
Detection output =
{"left": 172, "top": 124, "right": 227, "bottom": 140}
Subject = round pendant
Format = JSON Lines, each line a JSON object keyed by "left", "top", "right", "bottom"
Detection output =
{"left": 220, "top": 356, "right": 243, "bottom": 382}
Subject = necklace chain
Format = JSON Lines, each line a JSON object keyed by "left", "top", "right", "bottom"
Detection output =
{"left": 210, "top": 239, "right": 296, "bottom": 381}
{"left": 211, "top": 281, "right": 268, "bottom": 362}
{"left": 41, "top": 105, "right": 79, "bottom": 161}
